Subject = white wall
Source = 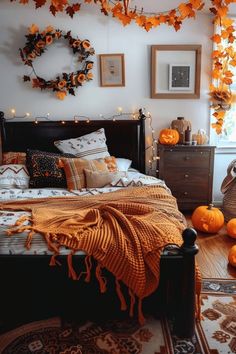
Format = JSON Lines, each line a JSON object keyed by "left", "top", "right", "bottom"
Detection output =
{"left": 2, "top": 1, "right": 229, "bottom": 203}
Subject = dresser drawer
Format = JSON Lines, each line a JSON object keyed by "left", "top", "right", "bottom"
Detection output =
{"left": 163, "top": 150, "right": 210, "bottom": 168}
{"left": 171, "top": 185, "right": 209, "bottom": 200}
{"left": 163, "top": 167, "right": 210, "bottom": 186}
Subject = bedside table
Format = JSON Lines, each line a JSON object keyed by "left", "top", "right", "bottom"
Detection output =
{"left": 156, "top": 144, "right": 215, "bottom": 210}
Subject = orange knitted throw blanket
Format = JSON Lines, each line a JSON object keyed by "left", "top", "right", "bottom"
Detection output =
{"left": 1, "top": 185, "right": 188, "bottom": 322}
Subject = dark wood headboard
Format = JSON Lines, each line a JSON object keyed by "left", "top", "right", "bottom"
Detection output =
{"left": 0, "top": 111, "right": 146, "bottom": 173}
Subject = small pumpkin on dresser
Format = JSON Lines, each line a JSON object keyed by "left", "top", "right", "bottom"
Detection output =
{"left": 226, "top": 218, "right": 236, "bottom": 239}
{"left": 228, "top": 245, "right": 236, "bottom": 267}
{"left": 192, "top": 129, "right": 209, "bottom": 145}
{"left": 159, "top": 128, "right": 179, "bottom": 145}
{"left": 191, "top": 204, "right": 224, "bottom": 233}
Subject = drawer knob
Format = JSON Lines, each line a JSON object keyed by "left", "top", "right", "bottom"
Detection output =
{"left": 184, "top": 191, "right": 188, "bottom": 195}
{"left": 184, "top": 156, "right": 190, "bottom": 160}
{"left": 184, "top": 174, "right": 189, "bottom": 178}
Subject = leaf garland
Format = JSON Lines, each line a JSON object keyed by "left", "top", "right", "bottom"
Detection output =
{"left": 210, "top": 0, "right": 236, "bottom": 134}
{"left": 10, "top": 0, "right": 205, "bottom": 30}
{"left": 20, "top": 24, "right": 95, "bottom": 100}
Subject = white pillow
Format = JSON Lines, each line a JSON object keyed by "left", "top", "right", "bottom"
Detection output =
{"left": 116, "top": 158, "right": 132, "bottom": 172}
{"left": 54, "top": 128, "right": 110, "bottom": 160}
{"left": 0, "top": 164, "right": 30, "bottom": 189}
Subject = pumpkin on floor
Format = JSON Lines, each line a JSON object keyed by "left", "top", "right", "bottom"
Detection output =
{"left": 191, "top": 204, "right": 224, "bottom": 233}
{"left": 226, "top": 218, "right": 236, "bottom": 239}
{"left": 228, "top": 245, "right": 236, "bottom": 267}
{"left": 159, "top": 128, "right": 179, "bottom": 145}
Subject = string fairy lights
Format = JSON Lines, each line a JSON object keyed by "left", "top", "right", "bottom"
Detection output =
{"left": 3, "top": 107, "right": 158, "bottom": 173}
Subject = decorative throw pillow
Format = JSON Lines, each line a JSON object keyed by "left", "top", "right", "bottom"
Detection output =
{"left": 84, "top": 169, "right": 122, "bottom": 188}
{"left": 2, "top": 152, "right": 26, "bottom": 165}
{"left": 60, "top": 157, "right": 108, "bottom": 190}
{"left": 54, "top": 128, "right": 110, "bottom": 160}
{"left": 26, "top": 150, "right": 74, "bottom": 188}
{"left": 116, "top": 158, "right": 132, "bottom": 171}
{"left": 0, "top": 164, "right": 30, "bottom": 189}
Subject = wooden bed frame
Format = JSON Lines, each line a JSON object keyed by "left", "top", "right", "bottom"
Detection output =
{"left": 0, "top": 110, "right": 198, "bottom": 338}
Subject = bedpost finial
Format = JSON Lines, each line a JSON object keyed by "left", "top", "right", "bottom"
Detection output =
{"left": 181, "top": 228, "right": 198, "bottom": 255}
{"left": 138, "top": 108, "right": 146, "bottom": 121}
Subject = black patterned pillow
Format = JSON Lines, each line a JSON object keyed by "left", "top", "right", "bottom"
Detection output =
{"left": 26, "top": 150, "right": 74, "bottom": 188}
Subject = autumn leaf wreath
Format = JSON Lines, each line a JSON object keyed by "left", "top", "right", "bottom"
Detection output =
{"left": 20, "top": 24, "right": 95, "bottom": 100}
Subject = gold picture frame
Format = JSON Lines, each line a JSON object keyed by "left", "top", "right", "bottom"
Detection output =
{"left": 151, "top": 45, "right": 201, "bottom": 99}
{"left": 99, "top": 54, "right": 125, "bottom": 87}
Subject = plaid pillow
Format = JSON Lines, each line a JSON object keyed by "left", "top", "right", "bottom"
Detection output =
{"left": 26, "top": 150, "right": 74, "bottom": 188}
{"left": 59, "top": 157, "right": 108, "bottom": 190}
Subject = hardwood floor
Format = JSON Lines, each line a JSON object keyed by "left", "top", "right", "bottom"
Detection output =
{"left": 184, "top": 214, "right": 236, "bottom": 279}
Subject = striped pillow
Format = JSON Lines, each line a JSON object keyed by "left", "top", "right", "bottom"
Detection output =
{"left": 54, "top": 128, "right": 110, "bottom": 160}
{"left": 60, "top": 157, "right": 108, "bottom": 190}
{"left": 0, "top": 164, "right": 30, "bottom": 189}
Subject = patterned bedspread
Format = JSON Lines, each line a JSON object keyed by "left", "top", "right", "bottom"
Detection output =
{"left": 0, "top": 171, "right": 168, "bottom": 255}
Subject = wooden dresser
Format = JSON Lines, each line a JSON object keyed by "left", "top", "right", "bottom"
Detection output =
{"left": 156, "top": 144, "right": 215, "bottom": 210}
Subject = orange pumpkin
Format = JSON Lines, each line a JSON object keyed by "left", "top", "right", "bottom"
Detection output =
{"left": 226, "top": 218, "right": 236, "bottom": 239}
{"left": 159, "top": 129, "right": 179, "bottom": 145}
{"left": 228, "top": 245, "right": 236, "bottom": 267}
{"left": 191, "top": 204, "right": 224, "bottom": 233}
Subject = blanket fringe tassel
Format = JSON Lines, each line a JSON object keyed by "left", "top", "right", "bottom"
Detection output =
{"left": 67, "top": 252, "right": 78, "bottom": 280}
{"left": 115, "top": 278, "right": 127, "bottom": 311}
{"left": 95, "top": 263, "right": 107, "bottom": 293}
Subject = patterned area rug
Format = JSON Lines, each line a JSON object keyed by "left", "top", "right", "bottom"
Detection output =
{"left": 0, "top": 279, "right": 235, "bottom": 354}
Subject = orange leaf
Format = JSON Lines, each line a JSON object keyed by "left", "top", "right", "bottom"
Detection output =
{"left": 228, "top": 34, "right": 236, "bottom": 43}
{"left": 212, "top": 68, "right": 221, "bottom": 79}
{"left": 221, "top": 30, "right": 229, "bottom": 39}
{"left": 213, "top": 111, "right": 226, "bottom": 119}
{"left": 189, "top": 0, "right": 202, "bottom": 9}
{"left": 116, "top": 13, "right": 132, "bottom": 26}
{"left": 19, "top": 0, "right": 29, "bottom": 3}
{"left": 178, "top": 3, "right": 192, "bottom": 19}
{"left": 223, "top": 77, "right": 233, "bottom": 84}
{"left": 174, "top": 21, "right": 182, "bottom": 31}
{"left": 148, "top": 17, "right": 160, "bottom": 28}
{"left": 211, "top": 34, "right": 221, "bottom": 43}
{"left": 144, "top": 21, "right": 153, "bottom": 32}
{"left": 229, "top": 59, "right": 236, "bottom": 66}
{"left": 136, "top": 15, "right": 146, "bottom": 27}
{"left": 159, "top": 15, "right": 167, "bottom": 23}
{"left": 224, "top": 70, "right": 233, "bottom": 77}
{"left": 35, "top": 0, "right": 47, "bottom": 8}
{"left": 211, "top": 123, "right": 223, "bottom": 135}
{"left": 221, "top": 17, "right": 234, "bottom": 27}
{"left": 217, "top": 6, "right": 228, "bottom": 17}
{"left": 212, "top": 50, "right": 221, "bottom": 58}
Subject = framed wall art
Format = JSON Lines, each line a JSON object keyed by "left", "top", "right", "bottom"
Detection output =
{"left": 99, "top": 53, "right": 125, "bottom": 87}
{"left": 151, "top": 45, "right": 201, "bottom": 99}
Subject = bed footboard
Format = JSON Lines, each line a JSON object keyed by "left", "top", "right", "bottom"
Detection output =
{"left": 0, "top": 228, "right": 198, "bottom": 338}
